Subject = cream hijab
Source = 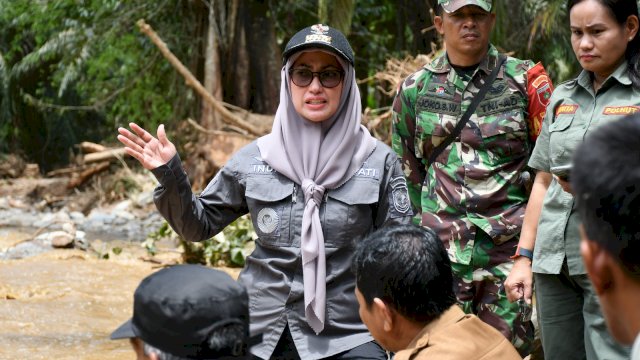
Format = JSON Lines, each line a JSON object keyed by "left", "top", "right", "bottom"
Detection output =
{"left": 257, "top": 49, "right": 376, "bottom": 334}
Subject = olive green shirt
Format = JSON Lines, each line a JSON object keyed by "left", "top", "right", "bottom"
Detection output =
{"left": 528, "top": 61, "right": 640, "bottom": 275}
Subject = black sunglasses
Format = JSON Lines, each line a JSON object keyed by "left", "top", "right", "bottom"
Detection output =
{"left": 289, "top": 68, "right": 344, "bottom": 88}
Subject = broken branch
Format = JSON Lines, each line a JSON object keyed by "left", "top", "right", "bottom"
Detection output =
{"left": 136, "top": 19, "right": 267, "bottom": 137}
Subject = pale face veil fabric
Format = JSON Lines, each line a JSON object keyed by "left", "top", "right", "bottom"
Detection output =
{"left": 256, "top": 49, "right": 376, "bottom": 334}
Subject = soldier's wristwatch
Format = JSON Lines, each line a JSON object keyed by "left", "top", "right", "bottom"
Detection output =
{"left": 510, "top": 246, "right": 533, "bottom": 261}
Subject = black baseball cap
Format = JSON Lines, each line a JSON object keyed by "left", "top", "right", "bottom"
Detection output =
{"left": 283, "top": 24, "right": 354, "bottom": 65}
{"left": 110, "top": 264, "right": 250, "bottom": 359}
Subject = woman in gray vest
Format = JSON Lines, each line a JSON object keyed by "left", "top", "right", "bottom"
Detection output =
{"left": 117, "top": 24, "right": 412, "bottom": 360}
{"left": 504, "top": 0, "right": 640, "bottom": 358}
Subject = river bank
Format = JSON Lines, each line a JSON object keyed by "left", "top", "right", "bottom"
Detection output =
{"left": 0, "top": 171, "right": 242, "bottom": 359}
{"left": 0, "top": 228, "right": 241, "bottom": 360}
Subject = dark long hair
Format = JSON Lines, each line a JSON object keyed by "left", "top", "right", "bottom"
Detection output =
{"left": 568, "top": 0, "right": 640, "bottom": 89}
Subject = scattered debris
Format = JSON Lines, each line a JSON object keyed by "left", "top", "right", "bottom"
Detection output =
{"left": 362, "top": 53, "right": 434, "bottom": 144}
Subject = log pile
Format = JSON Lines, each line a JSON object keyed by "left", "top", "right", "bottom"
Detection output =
{"left": 41, "top": 142, "right": 122, "bottom": 190}
{"left": 362, "top": 53, "right": 434, "bottom": 144}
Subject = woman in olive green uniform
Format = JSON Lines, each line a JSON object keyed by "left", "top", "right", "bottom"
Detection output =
{"left": 504, "top": 0, "right": 640, "bottom": 359}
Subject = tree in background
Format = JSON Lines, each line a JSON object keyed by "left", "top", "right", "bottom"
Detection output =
{"left": 1, "top": 0, "right": 609, "bottom": 174}
{"left": 0, "top": 0, "right": 201, "bottom": 171}
{"left": 494, "top": 0, "right": 577, "bottom": 82}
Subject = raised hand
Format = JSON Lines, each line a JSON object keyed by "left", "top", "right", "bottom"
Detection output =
{"left": 117, "top": 122, "right": 177, "bottom": 170}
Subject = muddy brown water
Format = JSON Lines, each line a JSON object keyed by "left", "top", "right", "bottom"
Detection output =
{"left": 0, "top": 229, "right": 240, "bottom": 360}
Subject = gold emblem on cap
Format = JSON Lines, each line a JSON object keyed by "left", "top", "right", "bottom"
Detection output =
{"left": 306, "top": 24, "right": 331, "bottom": 44}
{"left": 310, "top": 24, "right": 329, "bottom": 35}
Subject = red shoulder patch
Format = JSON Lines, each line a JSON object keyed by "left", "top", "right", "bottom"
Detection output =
{"left": 527, "top": 63, "right": 554, "bottom": 141}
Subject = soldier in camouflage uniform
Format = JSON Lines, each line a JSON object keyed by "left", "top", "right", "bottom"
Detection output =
{"left": 391, "top": 0, "right": 553, "bottom": 356}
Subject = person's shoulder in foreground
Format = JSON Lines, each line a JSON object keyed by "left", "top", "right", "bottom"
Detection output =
{"left": 352, "top": 223, "right": 521, "bottom": 360}
{"left": 110, "top": 264, "right": 252, "bottom": 360}
{"left": 572, "top": 113, "right": 640, "bottom": 360}
{"left": 394, "top": 305, "right": 521, "bottom": 360}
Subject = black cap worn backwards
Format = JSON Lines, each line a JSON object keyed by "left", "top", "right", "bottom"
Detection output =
{"left": 283, "top": 24, "right": 354, "bottom": 65}
{"left": 110, "top": 264, "right": 250, "bottom": 359}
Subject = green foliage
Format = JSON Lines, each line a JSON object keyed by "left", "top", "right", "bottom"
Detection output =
{"left": 318, "top": 0, "right": 356, "bottom": 35}
{"left": 3, "top": 0, "right": 638, "bottom": 167}
{"left": 0, "top": 0, "right": 199, "bottom": 166}
{"left": 145, "top": 215, "right": 256, "bottom": 268}
{"left": 349, "top": 0, "right": 423, "bottom": 110}
{"left": 91, "top": 242, "right": 123, "bottom": 260}
{"left": 521, "top": 0, "right": 578, "bottom": 82}
{"left": 202, "top": 216, "right": 256, "bottom": 267}
{"left": 142, "top": 221, "right": 174, "bottom": 256}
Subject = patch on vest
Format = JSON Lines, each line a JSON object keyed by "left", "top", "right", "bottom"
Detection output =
{"left": 257, "top": 208, "right": 279, "bottom": 234}
{"left": 390, "top": 176, "right": 411, "bottom": 214}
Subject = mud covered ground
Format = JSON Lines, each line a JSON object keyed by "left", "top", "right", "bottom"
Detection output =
{"left": 0, "top": 229, "right": 240, "bottom": 360}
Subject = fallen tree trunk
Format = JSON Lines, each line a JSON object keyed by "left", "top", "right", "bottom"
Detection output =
{"left": 79, "top": 141, "right": 107, "bottom": 154}
{"left": 136, "top": 19, "right": 272, "bottom": 137}
{"left": 67, "top": 162, "right": 111, "bottom": 188}
{"left": 83, "top": 148, "right": 126, "bottom": 164}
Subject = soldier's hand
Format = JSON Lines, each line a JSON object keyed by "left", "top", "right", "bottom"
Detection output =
{"left": 554, "top": 175, "right": 573, "bottom": 194}
{"left": 117, "top": 122, "right": 177, "bottom": 170}
{"left": 504, "top": 256, "right": 533, "bottom": 304}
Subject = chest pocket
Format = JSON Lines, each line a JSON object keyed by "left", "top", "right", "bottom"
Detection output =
{"left": 323, "top": 177, "right": 380, "bottom": 248}
{"left": 476, "top": 92, "right": 529, "bottom": 166}
{"left": 415, "top": 92, "right": 462, "bottom": 161}
{"left": 245, "top": 176, "right": 292, "bottom": 246}
{"left": 548, "top": 115, "right": 582, "bottom": 167}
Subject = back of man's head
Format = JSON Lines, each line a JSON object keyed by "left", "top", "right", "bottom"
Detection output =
{"left": 352, "top": 224, "right": 456, "bottom": 323}
{"left": 572, "top": 114, "right": 640, "bottom": 281}
{"left": 111, "top": 264, "right": 250, "bottom": 359}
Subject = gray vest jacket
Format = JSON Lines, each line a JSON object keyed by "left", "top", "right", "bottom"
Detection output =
{"left": 151, "top": 140, "right": 412, "bottom": 359}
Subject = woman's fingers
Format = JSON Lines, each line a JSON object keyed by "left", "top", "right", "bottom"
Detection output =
{"left": 117, "top": 132, "right": 141, "bottom": 152}
{"left": 118, "top": 126, "right": 146, "bottom": 149}
{"left": 129, "top": 122, "right": 156, "bottom": 144}
{"left": 118, "top": 122, "right": 174, "bottom": 169}
{"left": 157, "top": 124, "right": 168, "bottom": 146}
{"left": 123, "top": 147, "right": 145, "bottom": 164}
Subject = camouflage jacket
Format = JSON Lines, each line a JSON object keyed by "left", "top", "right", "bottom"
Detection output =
{"left": 391, "top": 45, "right": 553, "bottom": 264}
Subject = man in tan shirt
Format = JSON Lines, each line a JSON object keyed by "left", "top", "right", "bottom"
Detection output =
{"left": 352, "top": 224, "right": 520, "bottom": 359}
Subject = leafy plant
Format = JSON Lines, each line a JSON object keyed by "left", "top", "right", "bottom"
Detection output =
{"left": 144, "top": 215, "right": 256, "bottom": 267}
{"left": 142, "top": 221, "right": 175, "bottom": 256}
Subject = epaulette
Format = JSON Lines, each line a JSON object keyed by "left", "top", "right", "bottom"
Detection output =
{"left": 558, "top": 78, "right": 579, "bottom": 89}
